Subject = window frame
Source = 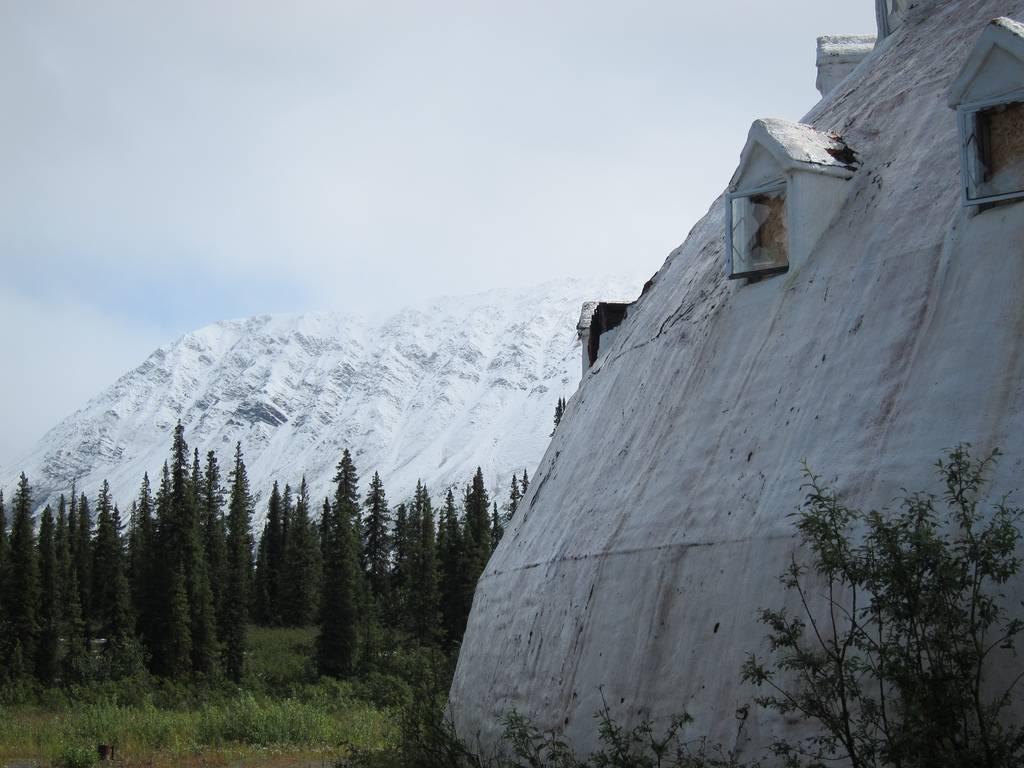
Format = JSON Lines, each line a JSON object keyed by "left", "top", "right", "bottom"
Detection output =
{"left": 957, "top": 90, "right": 1024, "bottom": 207}
{"left": 725, "top": 179, "right": 791, "bottom": 281}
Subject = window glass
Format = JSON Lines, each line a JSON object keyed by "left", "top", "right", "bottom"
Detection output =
{"left": 730, "top": 188, "right": 788, "bottom": 278}
{"left": 982, "top": 102, "right": 1024, "bottom": 196}
{"left": 965, "top": 102, "right": 1024, "bottom": 202}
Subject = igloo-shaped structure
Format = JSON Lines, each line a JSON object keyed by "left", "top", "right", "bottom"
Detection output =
{"left": 451, "top": 0, "right": 1024, "bottom": 759}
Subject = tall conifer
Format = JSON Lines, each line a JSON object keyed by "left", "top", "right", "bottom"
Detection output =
{"left": 508, "top": 473, "right": 521, "bottom": 520}
{"left": 317, "top": 450, "right": 359, "bottom": 677}
{"left": 75, "top": 491, "right": 93, "bottom": 638}
{"left": 200, "top": 452, "right": 228, "bottom": 632}
{"left": 254, "top": 481, "right": 284, "bottom": 625}
{"left": 392, "top": 502, "right": 411, "bottom": 622}
{"left": 170, "top": 425, "right": 218, "bottom": 675}
{"left": 491, "top": 501, "right": 503, "bottom": 548}
{"left": 438, "top": 488, "right": 463, "bottom": 649}
{"left": 55, "top": 495, "right": 73, "bottom": 635}
{"left": 223, "top": 442, "right": 253, "bottom": 681}
{"left": 454, "top": 469, "right": 491, "bottom": 644}
{"left": 93, "top": 484, "right": 133, "bottom": 645}
{"left": 411, "top": 482, "right": 439, "bottom": 644}
{"left": 129, "top": 475, "right": 155, "bottom": 648}
{"left": 6, "top": 474, "right": 39, "bottom": 675}
{"left": 36, "top": 505, "right": 60, "bottom": 683}
{"left": 362, "top": 472, "right": 391, "bottom": 603}
{"left": 282, "top": 478, "right": 320, "bottom": 626}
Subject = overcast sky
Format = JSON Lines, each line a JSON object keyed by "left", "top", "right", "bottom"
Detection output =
{"left": 0, "top": 1, "right": 875, "bottom": 465}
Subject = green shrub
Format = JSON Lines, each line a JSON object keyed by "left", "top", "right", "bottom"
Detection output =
{"left": 743, "top": 445, "right": 1024, "bottom": 768}
{"left": 53, "top": 744, "right": 97, "bottom": 768}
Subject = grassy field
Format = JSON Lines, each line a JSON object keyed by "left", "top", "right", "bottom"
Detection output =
{"left": 0, "top": 628, "right": 399, "bottom": 768}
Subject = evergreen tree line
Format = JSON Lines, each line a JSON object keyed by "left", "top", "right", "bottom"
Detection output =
{"left": 0, "top": 423, "right": 529, "bottom": 687}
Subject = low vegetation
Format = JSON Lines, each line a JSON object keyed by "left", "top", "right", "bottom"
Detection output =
{"left": 2, "top": 440, "right": 1021, "bottom": 767}
{"left": 0, "top": 626, "right": 396, "bottom": 766}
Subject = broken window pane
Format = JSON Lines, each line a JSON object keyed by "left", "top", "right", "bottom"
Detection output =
{"left": 730, "top": 187, "right": 789, "bottom": 278}
{"left": 964, "top": 101, "right": 1024, "bottom": 203}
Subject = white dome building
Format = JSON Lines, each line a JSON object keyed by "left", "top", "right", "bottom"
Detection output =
{"left": 450, "top": 0, "right": 1024, "bottom": 758}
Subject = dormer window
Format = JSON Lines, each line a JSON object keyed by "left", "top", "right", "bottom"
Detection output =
{"left": 948, "top": 18, "right": 1024, "bottom": 207}
{"left": 726, "top": 119, "right": 859, "bottom": 281}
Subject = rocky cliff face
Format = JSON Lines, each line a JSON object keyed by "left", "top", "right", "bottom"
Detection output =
{"left": 2, "top": 277, "right": 637, "bottom": 518}
{"left": 451, "top": 0, "right": 1024, "bottom": 756}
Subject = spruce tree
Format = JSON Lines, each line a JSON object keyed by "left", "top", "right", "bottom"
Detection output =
{"left": 455, "top": 469, "right": 491, "bottom": 643}
{"left": 362, "top": 472, "right": 391, "bottom": 603}
{"left": 36, "top": 505, "right": 60, "bottom": 684}
{"left": 105, "top": 505, "right": 139, "bottom": 676}
{"left": 90, "top": 485, "right": 136, "bottom": 676}
{"left": 223, "top": 442, "right": 253, "bottom": 682}
{"left": 54, "top": 495, "right": 81, "bottom": 675}
{"left": 551, "top": 397, "right": 565, "bottom": 435}
{"left": 277, "top": 483, "right": 293, "bottom": 621}
{"left": 282, "top": 477, "right": 320, "bottom": 626}
{"left": 508, "top": 473, "right": 521, "bottom": 520}
{"left": 200, "top": 452, "right": 228, "bottom": 632}
{"left": 392, "top": 501, "right": 411, "bottom": 624}
{"left": 257, "top": 481, "right": 284, "bottom": 625}
{"left": 55, "top": 495, "right": 73, "bottom": 639}
{"left": 5, "top": 474, "right": 39, "bottom": 675}
{"left": 411, "top": 481, "right": 440, "bottom": 645}
{"left": 128, "top": 475, "right": 155, "bottom": 649}
{"left": 438, "top": 488, "right": 463, "bottom": 649}
{"left": 464, "top": 468, "right": 492, "bottom": 569}
{"left": 148, "top": 464, "right": 173, "bottom": 670}
{"left": 162, "top": 423, "right": 218, "bottom": 676}
{"left": 520, "top": 468, "right": 529, "bottom": 495}
{"left": 75, "top": 491, "right": 93, "bottom": 639}
{"left": 491, "top": 501, "right": 503, "bottom": 549}
{"left": 92, "top": 480, "right": 131, "bottom": 639}
{"left": 317, "top": 450, "right": 360, "bottom": 677}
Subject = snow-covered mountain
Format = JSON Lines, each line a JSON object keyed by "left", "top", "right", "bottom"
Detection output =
{"left": 2, "top": 277, "right": 639, "bottom": 521}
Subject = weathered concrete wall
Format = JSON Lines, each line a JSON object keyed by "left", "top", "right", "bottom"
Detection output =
{"left": 451, "top": 0, "right": 1024, "bottom": 758}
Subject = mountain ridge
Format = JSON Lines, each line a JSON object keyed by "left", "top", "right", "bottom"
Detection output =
{"left": 4, "top": 276, "right": 640, "bottom": 521}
